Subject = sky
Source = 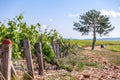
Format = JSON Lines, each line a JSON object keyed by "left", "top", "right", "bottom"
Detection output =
{"left": 0, "top": 0, "right": 120, "bottom": 39}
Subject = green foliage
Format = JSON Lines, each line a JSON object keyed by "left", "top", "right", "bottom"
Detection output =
{"left": 73, "top": 9, "right": 114, "bottom": 36}
{"left": 73, "top": 9, "right": 115, "bottom": 50}
{"left": 60, "top": 64, "right": 73, "bottom": 72}
{"left": 77, "top": 62, "right": 84, "bottom": 71}
{"left": 0, "top": 14, "right": 70, "bottom": 64}
{"left": 42, "top": 42, "right": 55, "bottom": 62}
{"left": 41, "top": 28, "right": 71, "bottom": 62}
{"left": 0, "top": 14, "right": 40, "bottom": 59}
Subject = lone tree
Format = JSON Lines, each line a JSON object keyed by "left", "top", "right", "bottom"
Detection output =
{"left": 73, "top": 9, "right": 115, "bottom": 50}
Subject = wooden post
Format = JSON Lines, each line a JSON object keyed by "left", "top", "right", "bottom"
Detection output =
{"left": 23, "top": 38, "right": 34, "bottom": 79}
{"left": 0, "top": 45, "right": 2, "bottom": 72}
{"left": 63, "top": 42, "right": 70, "bottom": 57}
{"left": 40, "top": 34, "right": 45, "bottom": 69}
{"left": 56, "top": 40, "right": 61, "bottom": 59}
{"left": 0, "top": 45, "right": 1, "bottom": 55}
{"left": 11, "top": 63, "right": 18, "bottom": 78}
{"left": 1, "top": 39, "right": 12, "bottom": 80}
{"left": 35, "top": 42, "right": 44, "bottom": 75}
{"left": 51, "top": 37, "right": 56, "bottom": 53}
{"left": 67, "top": 42, "right": 70, "bottom": 56}
{"left": 0, "top": 72, "right": 5, "bottom": 80}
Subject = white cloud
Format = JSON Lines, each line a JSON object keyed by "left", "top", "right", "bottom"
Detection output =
{"left": 68, "top": 13, "right": 80, "bottom": 17}
{"left": 100, "top": 9, "right": 120, "bottom": 17}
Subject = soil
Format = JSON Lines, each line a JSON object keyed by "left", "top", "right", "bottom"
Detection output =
{"left": 13, "top": 46, "right": 120, "bottom": 80}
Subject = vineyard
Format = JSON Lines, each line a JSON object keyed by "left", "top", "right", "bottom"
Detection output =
{"left": 0, "top": 15, "right": 120, "bottom": 80}
{"left": 0, "top": 14, "right": 71, "bottom": 59}
{"left": 0, "top": 14, "right": 74, "bottom": 80}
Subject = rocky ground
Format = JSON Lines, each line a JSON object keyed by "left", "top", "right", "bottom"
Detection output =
{"left": 14, "top": 46, "right": 120, "bottom": 80}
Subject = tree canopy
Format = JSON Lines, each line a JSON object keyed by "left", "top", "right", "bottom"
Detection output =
{"left": 73, "top": 9, "right": 115, "bottom": 50}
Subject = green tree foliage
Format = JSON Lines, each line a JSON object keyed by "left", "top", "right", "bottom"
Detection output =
{"left": 0, "top": 14, "right": 69, "bottom": 65}
{"left": 73, "top": 9, "right": 115, "bottom": 50}
{"left": 0, "top": 14, "right": 40, "bottom": 58}
{"left": 41, "top": 29, "right": 67, "bottom": 62}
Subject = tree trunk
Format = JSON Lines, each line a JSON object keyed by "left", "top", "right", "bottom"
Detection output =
{"left": 91, "top": 36, "right": 96, "bottom": 50}
{"left": 91, "top": 26, "right": 96, "bottom": 50}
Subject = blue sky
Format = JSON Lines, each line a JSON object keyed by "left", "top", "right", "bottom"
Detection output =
{"left": 0, "top": 0, "right": 120, "bottom": 39}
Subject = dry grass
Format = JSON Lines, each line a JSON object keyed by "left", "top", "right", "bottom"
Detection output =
{"left": 59, "top": 50, "right": 99, "bottom": 72}
{"left": 92, "top": 49, "right": 120, "bottom": 66}
{"left": 12, "top": 45, "right": 120, "bottom": 79}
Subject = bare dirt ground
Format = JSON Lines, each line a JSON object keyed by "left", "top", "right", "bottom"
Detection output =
{"left": 77, "top": 46, "right": 120, "bottom": 80}
{"left": 84, "top": 45, "right": 103, "bottom": 51}
{"left": 14, "top": 46, "right": 120, "bottom": 80}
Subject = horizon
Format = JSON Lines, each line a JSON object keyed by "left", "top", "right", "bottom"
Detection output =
{"left": 0, "top": 0, "right": 120, "bottom": 39}
{"left": 65, "top": 37, "right": 120, "bottom": 40}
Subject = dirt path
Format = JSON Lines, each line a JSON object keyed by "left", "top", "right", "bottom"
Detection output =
{"left": 84, "top": 45, "right": 104, "bottom": 51}
{"left": 76, "top": 46, "right": 120, "bottom": 80}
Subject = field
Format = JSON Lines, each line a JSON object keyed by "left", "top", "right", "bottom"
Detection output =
{"left": 106, "top": 45, "right": 120, "bottom": 52}
{"left": 69, "top": 39, "right": 120, "bottom": 65}
{"left": 69, "top": 40, "right": 120, "bottom": 52}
